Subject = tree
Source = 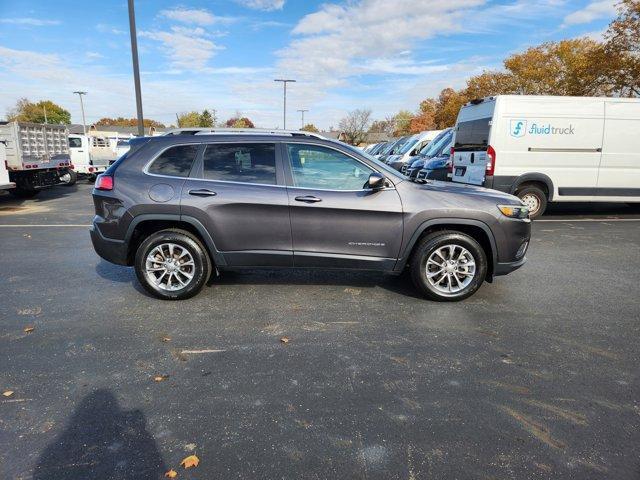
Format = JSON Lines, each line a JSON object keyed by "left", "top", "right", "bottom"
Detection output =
{"left": 7, "top": 98, "right": 71, "bottom": 124}
{"left": 200, "top": 109, "right": 214, "bottom": 127}
{"left": 408, "top": 98, "right": 437, "bottom": 133}
{"left": 392, "top": 110, "right": 413, "bottom": 136}
{"left": 604, "top": 0, "right": 640, "bottom": 96}
{"left": 301, "top": 123, "right": 319, "bottom": 132}
{"left": 225, "top": 117, "right": 255, "bottom": 128}
{"left": 433, "top": 88, "right": 468, "bottom": 128}
{"left": 368, "top": 117, "right": 396, "bottom": 136}
{"left": 338, "top": 109, "right": 372, "bottom": 145}
{"left": 177, "top": 111, "right": 203, "bottom": 128}
{"left": 96, "top": 117, "right": 165, "bottom": 128}
{"left": 464, "top": 71, "right": 518, "bottom": 99}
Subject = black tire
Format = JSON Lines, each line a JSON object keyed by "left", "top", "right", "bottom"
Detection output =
{"left": 410, "top": 230, "right": 488, "bottom": 302}
{"left": 60, "top": 169, "right": 77, "bottom": 186}
{"left": 134, "top": 229, "right": 212, "bottom": 300}
{"left": 9, "top": 187, "right": 40, "bottom": 198}
{"left": 516, "top": 185, "right": 547, "bottom": 219}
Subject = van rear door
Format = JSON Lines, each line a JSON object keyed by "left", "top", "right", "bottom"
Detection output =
{"left": 452, "top": 117, "right": 492, "bottom": 185}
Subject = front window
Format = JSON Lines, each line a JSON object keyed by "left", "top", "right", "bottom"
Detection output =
{"left": 68, "top": 137, "right": 82, "bottom": 148}
{"left": 287, "top": 144, "right": 375, "bottom": 190}
{"left": 421, "top": 130, "right": 453, "bottom": 156}
{"left": 398, "top": 135, "right": 419, "bottom": 154}
{"left": 202, "top": 143, "right": 276, "bottom": 185}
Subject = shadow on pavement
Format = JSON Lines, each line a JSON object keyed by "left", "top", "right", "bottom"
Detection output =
{"left": 33, "top": 389, "right": 166, "bottom": 480}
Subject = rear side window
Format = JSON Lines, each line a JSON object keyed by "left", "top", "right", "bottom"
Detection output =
{"left": 202, "top": 143, "right": 276, "bottom": 185}
{"left": 454, "top": 118, "right": 491, "bottom": 149}
{"left": 148, "top": 144, "right": 199, "bottom": 177}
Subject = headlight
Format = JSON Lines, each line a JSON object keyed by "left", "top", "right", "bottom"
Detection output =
{"left": 497, "top": 204, "right": 529, "bottom": 219}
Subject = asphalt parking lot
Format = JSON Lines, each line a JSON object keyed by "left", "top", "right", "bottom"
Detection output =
{"left": 1, "top": 182, "right": 639, "bottom": 479}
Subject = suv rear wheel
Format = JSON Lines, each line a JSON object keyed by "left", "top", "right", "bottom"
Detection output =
{"left": 410, "top": 231, "right": 488, "bottom": 301}
{"left": 134, "top": 229, "right": 212, "bottom": 300}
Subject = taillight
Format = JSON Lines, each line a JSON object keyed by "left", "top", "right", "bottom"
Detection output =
{"left": 95, "top": 174, "right": 113, "bottom": 191}
{"left": 486, "top": 145, "right": 496, "bottom": 176}
{"left": 448, "top": 147, "right": 455, "bottom": 173}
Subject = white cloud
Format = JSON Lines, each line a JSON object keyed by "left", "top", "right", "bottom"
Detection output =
{"left": 563, "top": 0, "right": 617, "bottom": 26}
{"left": 141, "top": 26, "right": 224, "bottom": 70}
{"left": 96, "top": 23, "right": 126, "bottom": 35}
{"left": 235, "top": 0, "right": 285, "bottom": 11}
{"left": 159, "top": 7, "right": 236, "bottom": 26}
{"left": 86, "top": 52, "right": 104, "bottom": 59}
{"left": 0, "top": 17, "right": 60, "bottom": 26}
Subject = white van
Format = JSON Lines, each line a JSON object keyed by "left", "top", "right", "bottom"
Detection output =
{"left": 451, "top": 95, "right": 640, "bottom": 217}
{"left": 387, "top": 130, "right": 442, "bottom": 171}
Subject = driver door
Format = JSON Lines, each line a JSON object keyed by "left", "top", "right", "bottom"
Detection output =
{"left": 283, "top": 143, "right": 403, "bottom": 269}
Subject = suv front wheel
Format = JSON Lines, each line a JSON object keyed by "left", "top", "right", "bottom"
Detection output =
{"left": 410, "top": 231, "right": 488, "bottom": 301}
{"left": 134, "top": 229, "right": 212, "bottom": 300}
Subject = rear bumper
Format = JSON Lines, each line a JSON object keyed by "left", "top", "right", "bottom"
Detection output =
{"left": 90, "top": 223, "right": 129, "bottom": 266}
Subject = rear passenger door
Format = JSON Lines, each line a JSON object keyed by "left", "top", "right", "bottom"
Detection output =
{"left": 180, "top": 142, "right": 293, "bottom": 267}
{"left": 283, "top": 143, "right": 403, "bottom": 270}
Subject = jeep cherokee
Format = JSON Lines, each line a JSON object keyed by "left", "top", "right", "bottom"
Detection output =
{"left": 90, "top": 129, "right": 530, "bottom": 301}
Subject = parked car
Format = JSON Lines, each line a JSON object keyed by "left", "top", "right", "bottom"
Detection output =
{"left": 451, "top": 95, "right": 640, "bottom": 218}
{"left": 90, "top": 129, "right": 531, "bottom": 301}
{"left": 404, "top": 128, "right": 453, "bottom": 178}
{"left": 416, "top": 153, "right": 453, "bottom": 181}
{"left": 68, "top": 134, "right": 114, "bottom": 179}
{"left": 387, "top": 130, "right": 442, "bottom": 171}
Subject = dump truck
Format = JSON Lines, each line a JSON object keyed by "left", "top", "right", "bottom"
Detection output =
{"left": 0, "top": 121, "right": 75, "bottom": 197}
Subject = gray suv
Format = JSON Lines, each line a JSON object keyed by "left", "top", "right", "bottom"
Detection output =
{"left": 90, "top": 130, "right": 530, "bottom": 301}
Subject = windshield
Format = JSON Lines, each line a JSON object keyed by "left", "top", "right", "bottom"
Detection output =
{"left": 420, "top": 129, "right": 452, "bottom": 156}
{"left": 370, "top": 142, "right": 387, "bottom": 155}
{"left": 454, "top": 118, "right": 491, "bottom": 150}
{"left": 390, "top": 136, "right": 410, "bottom": 155}
{"left": 379, "top": 140, "right": 399, "bottom": 155}
{"left": 398, "top": 135, "right": 419, "bottom": 154}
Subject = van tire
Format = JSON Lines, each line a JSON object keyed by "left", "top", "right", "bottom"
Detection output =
{"left": 410, "top": 230, "right": 488, "bottom": 302}
{"left": 516, "top": 185, "right": 547, "bottom": 219}
{"left": 134, "top": 229, "right": 212, "bottom": 300}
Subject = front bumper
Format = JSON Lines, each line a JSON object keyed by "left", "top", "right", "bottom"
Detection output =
{"left": 494, "top": 256, "right": 527, "bottom": 276}
{"left": 90, "top": 223, "right": 129, "bottom": 266}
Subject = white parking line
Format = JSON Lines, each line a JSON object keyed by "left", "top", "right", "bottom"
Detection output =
{"left": 0, "top": 224, "right": 91, "bottom": 227}
{"left": 536, "top": 218, "right": 640, "bottom": 222}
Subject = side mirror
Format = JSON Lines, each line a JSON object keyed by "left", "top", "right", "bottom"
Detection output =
{"left": 367, "top": 172, "right": 386, "bottom": 190}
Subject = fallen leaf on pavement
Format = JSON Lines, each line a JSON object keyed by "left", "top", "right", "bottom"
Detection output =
{"left": 153, "top": 375, "right": 169, "bottom": 382}
{"left": 180, "top": 455, "right": 199, "bottom": 469}
{"left": 18, "top": 307, "right": 42, "bottom": 316}
{"left": 2, "top": 390, "right": 14, "bottom": 397}
{"left": 280, "top": 337, "right": 290, "bottom": 344}
{"left": 165, "top": 469, "right": 178, "bottom": 478}
{"left": 161, "top": 336, "right": 171, "bottom": 343}
{"left": 24, "top": 326, "right": 35, "bottom": 333}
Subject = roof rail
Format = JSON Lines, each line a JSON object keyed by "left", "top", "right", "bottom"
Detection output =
{"left": 163, "top": 127, "right": 326, "bottom": 140}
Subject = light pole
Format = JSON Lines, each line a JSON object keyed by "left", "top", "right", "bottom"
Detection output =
{"left": 73, "top": 91, "right": 87, "bottom": 134}
{"left": 128, "top": 0, "right": 145, "bottom": 136}
{"left": 297, "top": 109, "right": 308, "bottom": 129}
{"left": 274, "top": 79, "right": 296, "bottom": 129}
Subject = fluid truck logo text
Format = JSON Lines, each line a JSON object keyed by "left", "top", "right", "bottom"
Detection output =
{"left": 510, "top": 119, "right": 575, "bottom": 137}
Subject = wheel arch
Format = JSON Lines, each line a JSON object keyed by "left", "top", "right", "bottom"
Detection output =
{"left": 510, "top": 173, "right": 555, "bottom": 201}
{"left": 397, "top": 218, "right": 498, "bottom": 280}
{"left": 124, "top": 214, "right": 226, "bottom": 267}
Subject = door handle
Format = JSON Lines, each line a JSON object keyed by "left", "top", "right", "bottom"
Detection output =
{"left": 189, "top": 188, "right": 217, "bottom": 197}
{"left": 295, "top": 195, "right": 322, "bottom": 203}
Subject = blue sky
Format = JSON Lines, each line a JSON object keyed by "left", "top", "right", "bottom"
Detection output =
{"left": 0, "top": 0, "right": 619, "bottom": 129}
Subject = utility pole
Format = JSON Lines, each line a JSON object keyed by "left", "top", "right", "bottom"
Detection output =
{"left": 212, "top": 109, "right": 217, "bottom": 127}
{"left": 176, "top": 113, "right": 181, "bottom": 128}
{"left": 128, "top": 0, "right": 145, "bottom": 136}
{"left": 274, "top": 79, "right": 296, "bottom": 129}
{"left": 297, "top": 109, "right": 308, "bottom": 129}
{"left": 73, "top": 91, "right": 87, "bottom": 134}
{"left": 43, "top": 105, "right": 48, "bottom": 124}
